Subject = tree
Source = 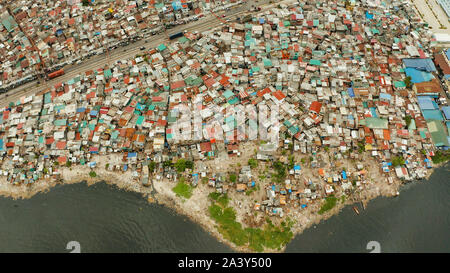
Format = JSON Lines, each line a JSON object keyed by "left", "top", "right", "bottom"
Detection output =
{"left": 404, "top": 115, "right": 412, "bottom": 128}
{"left": 392, "top": 156, "right": 405, "bottom": 167}
{"left": 175, "top": 159, "right": 186, "bottom": 173}
{"left": 404, "top": 76, "right": 413, "bottom": 89}
{"left": 185, "top": 160, "right": 194, "bottom": 170}
{"left": 82, "top": 0, "right": 90, "bottom": 6}
{"left": 148, "top": 161, "right": 156, "bottom": 173}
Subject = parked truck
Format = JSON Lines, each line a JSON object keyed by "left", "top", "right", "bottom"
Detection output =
{"left": 47, "top": 69, "right": 65, "bottom": 79}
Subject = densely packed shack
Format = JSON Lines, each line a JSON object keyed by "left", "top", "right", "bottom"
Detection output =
{"left": 0, "top": 0, "right": 244, "bottom": 89}
{"left": 0, "top": 0, "right": 449, "bottom": 219}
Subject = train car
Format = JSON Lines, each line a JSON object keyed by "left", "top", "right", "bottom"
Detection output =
{"left": 47, "top": 69, "right": 65, "bottom": 79}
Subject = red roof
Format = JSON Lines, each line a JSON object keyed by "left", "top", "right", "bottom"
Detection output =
{"left": 272, "top": 90, "right": 286, "bottom": 101}
{"left": 200, "top": 141, "right": 212, "bottom": 152}
{"left": 309, "top": 101, "right": 322, "bottom": 114}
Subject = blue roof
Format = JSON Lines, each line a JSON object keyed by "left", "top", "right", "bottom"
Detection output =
{"left": 294, "top": 165, "right": 301, "bottom": 170}
{"left": 446, "top": 49, "right": 450, "bottom": 61}
{"left": 379, "top": 92, "right": 392, "bottom": 101}
{"left": 127, "top": 152, "right": 137, "bottom": 158}
{"left": 403, "top": 58, "right": 436, "bottom": 72}
{"left": 348, "top": 87, "right": 355, "bottom": 97}
{"left": 342, "top": 170, "right": 347, "bottom": 179}
{"left": 422, "top": 109, "right": 444, "bottom": 120}
{"left": 365, "top": 11, "right": 374, "bottom": 19}
{"left": 404, "top": 67, "right": 434, "bottom": 83}
{"left": 442, "top": 106, "right": 450, "bottom": 120}
{"left": 418, "top": 96, "right": 437, "bottom": 110}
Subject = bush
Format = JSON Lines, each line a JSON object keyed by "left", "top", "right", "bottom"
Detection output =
{"left": 148, "top": 161, "right": 156, "bottom": 172}
{"left": 208, "top": 200, "right": 294, "bottom": 251}
{"left": 229, "top": 173, "right": 237, "bottom": 183}
{"left": 431, "top": 150, "right": 450, "bottom": 164}
{"left": 89, "top": 171, "right": 97, "bottom": 178}
{"left": 248, "top": 158, "right": 258, "bottom": 169}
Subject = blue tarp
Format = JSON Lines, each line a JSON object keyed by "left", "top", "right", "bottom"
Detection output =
{"left": 365, "top": 11, "right": 374, "bottom": 19}
{"left": 404, "top": 67, "right": 434, "bottom": 83}
{"left": 379, "top": 92, "right": 392, "bottom": 101}
{"left": 418, "top": 96, "right": 437, "bottom": 110}
{"left": 402, "top": 58, "right": 436, "bottom": 72}
{"left": 348, "top": 87, "right": 355, "bottom": 97}
{"left": 422, "top": 109, "right": 444, "bottom": 120}
{"left": 342, "top": 170, "right": 347, "bottom": 180}
{"left": 442, "top": 106, "right": 450, "bottom": 120}
{"left": 294, "top": 165, "right": 301, "bottom": 170}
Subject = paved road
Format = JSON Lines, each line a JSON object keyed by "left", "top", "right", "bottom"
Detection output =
{"left": 0, "top": 0, "right": 293, "bottom": 108}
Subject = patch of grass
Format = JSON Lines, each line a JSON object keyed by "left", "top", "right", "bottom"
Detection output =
{"left": 172, "top": 181, "right": 193, "bottom": 199}
{"left": 318, "top": 195, "right": 337, "bottom": 215}
{"left": 89, "top": 171, "right": 97, "bottom": 178}
{"left": 208, "top": 199, "right": 293, "bottom": 252}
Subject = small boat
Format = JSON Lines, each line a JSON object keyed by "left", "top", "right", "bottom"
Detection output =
{"left": 361, "top": 201, "right": 366, "bottom": 210}
{"left": 353, "top": 206, "right": 360, "bottom": 215}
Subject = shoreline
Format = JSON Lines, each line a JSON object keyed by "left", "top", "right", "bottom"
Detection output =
{"left": 0, "top": 154, "right": 445, "bottom": 253}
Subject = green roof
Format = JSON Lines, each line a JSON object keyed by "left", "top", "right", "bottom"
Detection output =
{"left": 157, "top": 44, "right": 167, "bottom": 51}
{"left": 309, "top": 59, "right": 322, "bottom": 66}
{"left": 427, "top": 120, "right": 449, "bottom": 147}
{"left": 360, "top": 117, "right": 388, "bottom": 129}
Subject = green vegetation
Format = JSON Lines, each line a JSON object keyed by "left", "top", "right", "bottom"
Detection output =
{"left": 248, "top": 158, "right": 258, "bottom": 169}
{"left": 392, "top": 156, "right": 405, "bottom": 167}
{"left": 318, "top": 195, "right": 338, "bottom": 215}
{"left": 208, "top": 192, "right": 230, "bottom": 207}
{"left": 245, "top": 185, "right": 259, "bottom": 196}
{"left": 201, "top": 177, "right": 209, "bottom": 184}
{"left": 174, "top": 159, "right": 194, "bottom": 173}
{"left": 82, "top": 0, "right": 90, "bottom": 6}
{"left": 163, "top": 160, "right": 173, "bottom": 168}
{"left": 287, "top": 155, "right": 295, "bottom": 170}
{"left": 148, "top": 161, "right": 156, "bottom": 173}
{"left": 89, "top": 171, "right": 97, "bottom": 178}
{"left": 404, "top": 115, "right": 412, "bottom": 127}
{"left": 272, "top": 160, "right": 286, "bottom": 183}
{"left": 172, "top": 181, "right": 193, "bottom": 199}
{"left": 357, "top": 141, "right": 366, "bottom": 153}
{"left": 405, "top": 76, "right": 413, "bottom": 89}
{"left": 66, "top": 161, "right": 72, "bottom": 168}
{"left": 431, "top": 150, "right": 450, "bottom": 164}
{"left": 229, "top": 173, "right": 237, "bottom": 183}
{"left": 208, "top": 195, "right": 294, "bottom": 252}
